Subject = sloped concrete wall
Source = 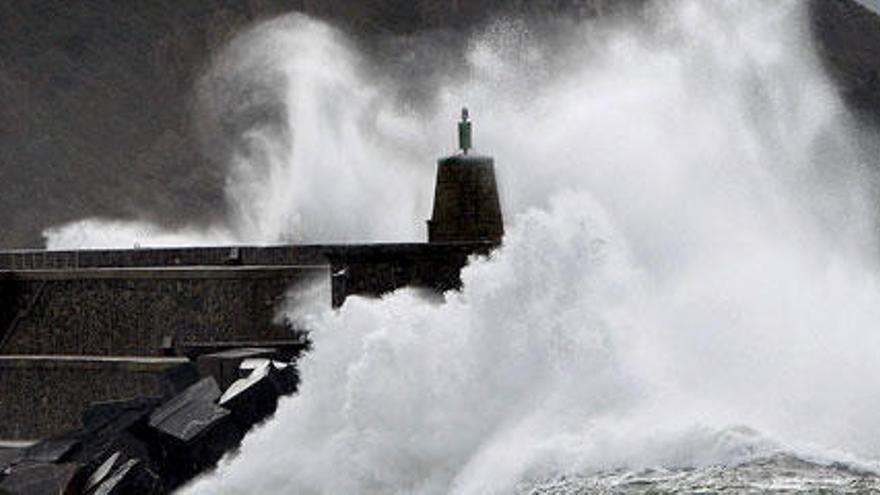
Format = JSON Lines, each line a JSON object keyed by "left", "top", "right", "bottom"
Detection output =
{"left": 0, "top": 267, "right": 324, "bottom": 356}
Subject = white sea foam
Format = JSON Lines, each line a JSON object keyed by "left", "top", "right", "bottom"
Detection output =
{"left": 166, "top": 0, "right": 880, "bottom": 493}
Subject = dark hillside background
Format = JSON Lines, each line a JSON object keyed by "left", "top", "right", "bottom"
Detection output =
{"left": 0, "top": 0, "right": 878, "bottom": 248}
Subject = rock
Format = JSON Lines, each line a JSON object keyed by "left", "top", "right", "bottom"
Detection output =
{"left": 143, "top": 377, "right": 242, "bottom": 487}
{"left": 76, "top": 397, "right": 161, "bottom": 469}
{"left": 0, "top": 449, "right": 24, "bottom": 475}
{"left": 0, "top": 462, "right": 80, "bottom": 494}
{"left": 269, "top": 361, "right": 299, "bottom": 396}
{"left": 0, "top": 350, "right": 300, "bottom": 494}
{"left": 219, "top": 359, "right": 300, "bottom": 429}
{"left": 84, "top": 451, "right": 121, "bottom": 492}
{"left": 238, "top": 358, "right": 298, "bottom": 395}
{"left": 148, "top": 378, "right": 229, "bottom": 444}
{"left": 219, "top": 360, "right": 280, "bottom": 427}
{"left": 196, "top": 348, "right": 277, "bottom": 390}
{"left": 23, "top": 435, "right": 80, "bottom": 464}
{"left": 82, "top": 398, "right": 161, "bottom": 433}
{"left": 87, "top": 458, "right": 160, "bottom": 495}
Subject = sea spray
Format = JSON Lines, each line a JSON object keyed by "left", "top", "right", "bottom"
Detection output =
{"left": 45, "top": 15, "right": 433, "bottom": 248}
{"left": 196, "top": 15, "right": 433, "bottom": 244}
{"left": 177, "top": 0, "right": 880, "bottom": 493}
{"left": 184, "top": 192, "right": 653, "bottom": 494}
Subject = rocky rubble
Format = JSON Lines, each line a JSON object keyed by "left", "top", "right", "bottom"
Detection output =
{"left": 0, "top": 348, "right": 298, "bottom": 495}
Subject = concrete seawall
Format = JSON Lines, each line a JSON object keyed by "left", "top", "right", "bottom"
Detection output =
{"left": 0, "top": 266, "right": 323, "bottom": 356}
{"left": 0, "top": 242, "right": 495, "bottom": 440}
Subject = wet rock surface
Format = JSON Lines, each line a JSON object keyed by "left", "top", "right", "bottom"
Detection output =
{"left": 0, "top": 350, "right": 298, "bottom": 494}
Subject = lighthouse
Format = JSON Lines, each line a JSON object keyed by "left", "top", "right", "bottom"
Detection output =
{"left": 427, "top": 108, "right": 504, "bottom": 243}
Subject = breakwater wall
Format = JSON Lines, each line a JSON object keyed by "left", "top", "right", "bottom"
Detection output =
{"left": 0, "top": 267, "right": 318, "bottom": 356}
{"left": 0, "top": 242, "right": 493, "bottom": 439}
{"left": 0, "top": 242, "right": 491, "bottom": 306}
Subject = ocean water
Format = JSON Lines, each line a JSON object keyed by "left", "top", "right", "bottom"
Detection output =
{"left": 519, "top": 453, "right": 880, "bottom": 493}
{"left": 44, "top": 0, "right": 880, "bottom": 493}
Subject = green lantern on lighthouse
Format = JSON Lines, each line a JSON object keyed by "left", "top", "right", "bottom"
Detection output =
{"left": 458, "top": 107, "right": 472, "bottom": 154}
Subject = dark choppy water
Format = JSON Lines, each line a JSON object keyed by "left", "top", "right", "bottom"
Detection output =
{"left": 519, "top": 455, "right": 880, "bottom": 494}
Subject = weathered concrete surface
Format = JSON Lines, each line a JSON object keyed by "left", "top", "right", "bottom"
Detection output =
{"left": 0, "top": 242, "right": 490, "bottom": 270}
{"left": 0, "top": 266, "right": 325, "bottom": 356}
{"left": 0, "top": 242, "right": 490, "bottom": 312}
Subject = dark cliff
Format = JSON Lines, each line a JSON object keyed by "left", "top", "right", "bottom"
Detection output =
{"left": 0, "top": 0, "right": 878, "bottom": 248}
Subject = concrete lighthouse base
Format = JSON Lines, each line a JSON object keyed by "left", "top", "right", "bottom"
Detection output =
{"left": 428, "top": 154, "right": 504, "bottom": 243}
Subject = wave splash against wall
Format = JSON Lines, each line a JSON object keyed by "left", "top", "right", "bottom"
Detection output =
{"left": 167, "top": 0, "right": 880, "bottom": 493}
